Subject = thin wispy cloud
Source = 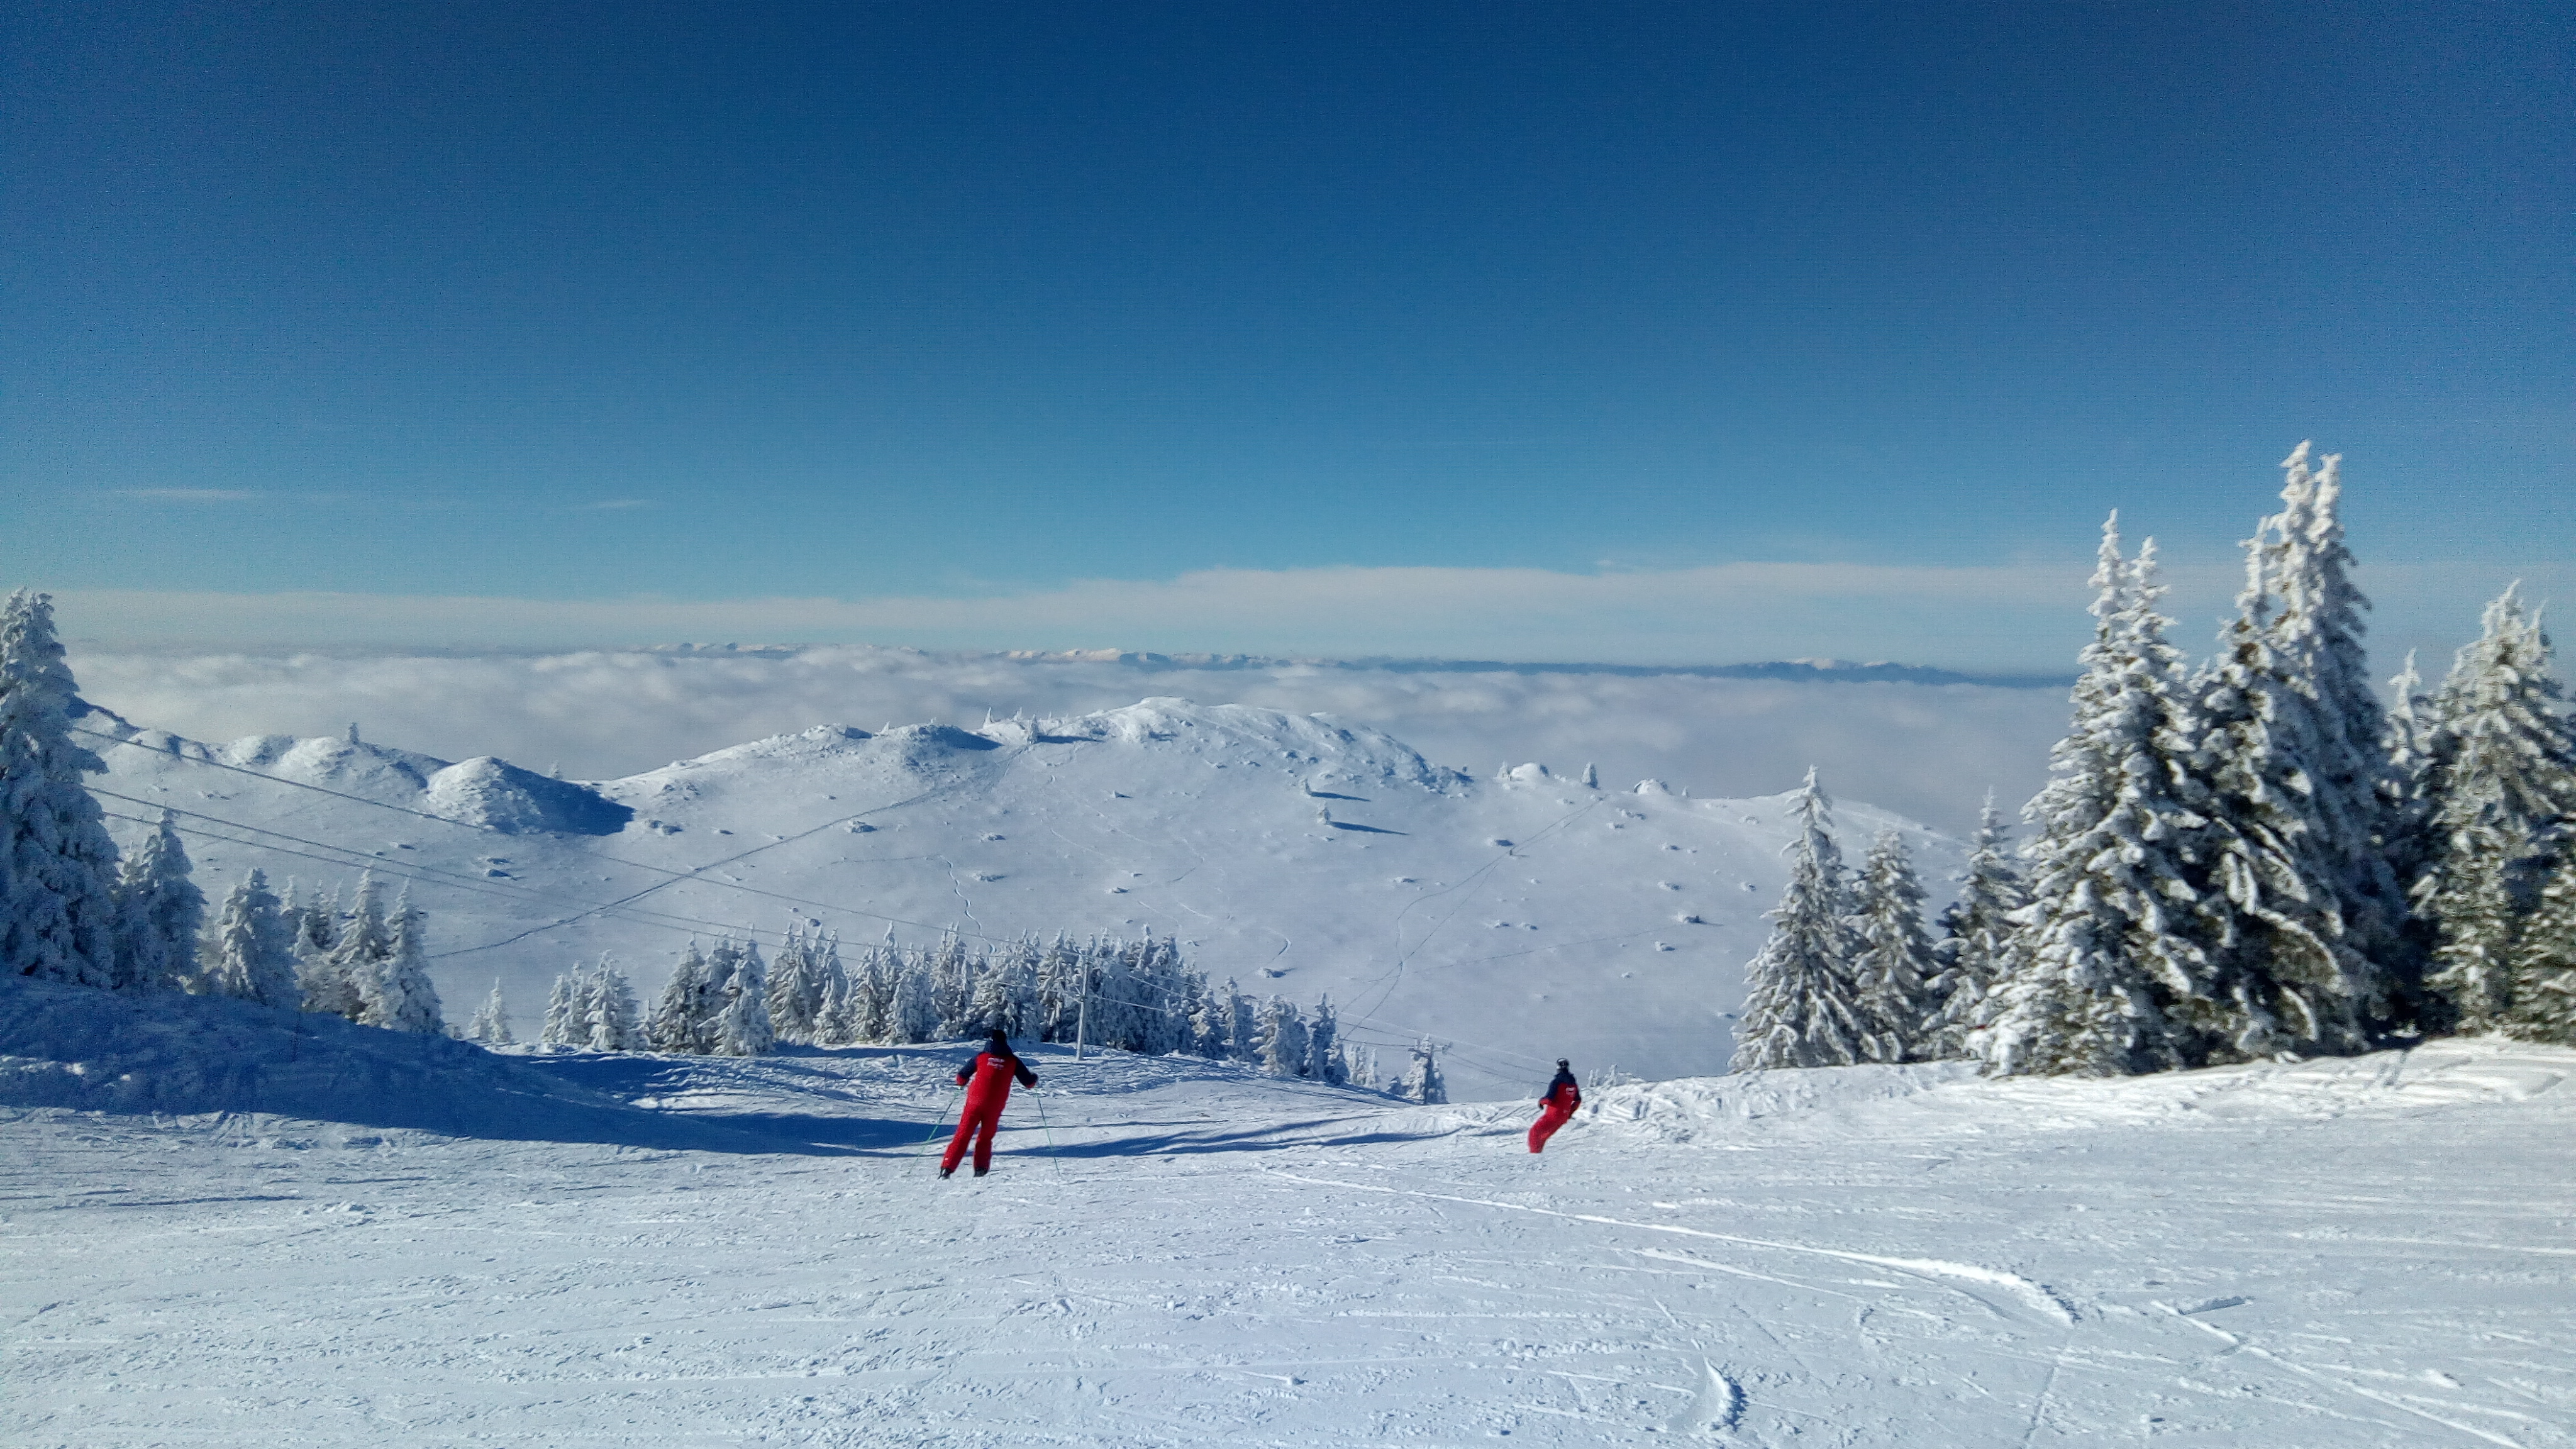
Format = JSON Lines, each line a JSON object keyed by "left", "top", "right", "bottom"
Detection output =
{"left": 109, "top": 488, "right": 258, "bottom": 502}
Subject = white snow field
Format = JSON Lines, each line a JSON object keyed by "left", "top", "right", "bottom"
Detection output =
{"left": 82, "top": 697, "right": 1962, "bottom": 1095}
{"left": 5, "top": 978, "right": 2571, "bottom": 1448}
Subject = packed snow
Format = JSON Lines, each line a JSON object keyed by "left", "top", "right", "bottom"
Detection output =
{"left": 4, "top": 976, "right": 2570, "bottom": 1446}
{"left": 82, "top": 698, "right": 1962, "bottom": 1097}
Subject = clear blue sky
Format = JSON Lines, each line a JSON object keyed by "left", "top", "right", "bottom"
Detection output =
{"left": 6, "top": 2, "right": 2568, "bottom": 657}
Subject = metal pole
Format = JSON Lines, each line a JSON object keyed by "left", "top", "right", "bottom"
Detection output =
{"left": 1075, "top": 972, "right": 1089, "bottom": 1060}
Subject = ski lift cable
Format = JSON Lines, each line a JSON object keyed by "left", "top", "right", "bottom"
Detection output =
{"left": 75, "top": 726, "right": 1045, "bottom": 950}
{"left": 98, "top": 808, "right": 799, "bottom": 952}
{"left": 91, "top": 788, "right": 800, "bottom": 946}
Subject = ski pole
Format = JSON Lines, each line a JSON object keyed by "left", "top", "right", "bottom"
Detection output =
{"left": 914, "top": 1084, "right": 962, "bottom": 1167}
{"left": 1030, "top": 1087, "right": 1067, "bottom": 1185}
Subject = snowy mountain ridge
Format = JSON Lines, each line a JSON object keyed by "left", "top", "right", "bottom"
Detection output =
{"left": 83, "top": 693, "right": 1965, "bottom": 1096}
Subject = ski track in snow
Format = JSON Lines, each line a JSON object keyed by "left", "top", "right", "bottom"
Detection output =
{"left": 3, "top": 1024, "right": 2572, "bottom": 1448}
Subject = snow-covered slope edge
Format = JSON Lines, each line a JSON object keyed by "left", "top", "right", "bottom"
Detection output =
{"left": 0, "top": 976, "right": 819, "bottom": 1153}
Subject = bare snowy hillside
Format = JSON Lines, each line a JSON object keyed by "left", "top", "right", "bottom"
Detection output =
{"left": 4, "top": 979, "right": 2568, "bottom": 1447}
{"left": 84, "top": 697, "right": 1962, "bottom": 1096}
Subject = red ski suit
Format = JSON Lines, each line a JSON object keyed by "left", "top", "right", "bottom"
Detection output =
{"left": 943, "top": 1048, "right": 1037, "bottom": 1175}
{"left": 1528, "top": 1073, "right": 1580, "bottom": 1153}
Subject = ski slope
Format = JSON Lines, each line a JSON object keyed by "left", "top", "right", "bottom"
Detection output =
{"left": 82, "top": 697, "right": 1962, "bottom": 1096}
{"left": 5, "top": 976, "right": 2570, "bottom": 1447}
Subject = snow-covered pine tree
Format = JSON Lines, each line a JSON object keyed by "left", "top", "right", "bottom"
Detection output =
{"left": 708, "top": 940, "right": 775, "bottom": 1056}
{"left": 764, "top": 923, "right": 813, "bottom": 1043}
{"left": 308, "top": 874, "right": 390, "bottom": 1021}
{"left": 365, "top": 889, "right": 445, "bottom": 1034}
{"left": 1254, "top": 996, "right": 1307, "bottom": 1077}
{"left": 2505, "top": 850, "right": 2576, "bottom": 1045}
{"left": 290, "top": 882, "right": 337, "bottom": 987}
{"left": 586, "top": 956, "right": 641, "bottom": 1050}
{"left": 1306, "top": 994, "right": 1346, "bottom": 1085}
{"left": 1226, "top": 979, "right": 1258, "bottom": 1063}
{"left": 1849, "top": 829, "right": 1936, "bottom": 1062}
{"left": 2412, "top": 586, "right": 2576, "bottom": 1033}
{"left": 1397, "top": 1038, "right": 1447, "bottom": 1103}
{"left": 1187, "top": 976, "right": 1231, "bottom": 1057}
{"left": 2178, "top": 445, "right": 2398, "bottom": 1060}
{"left": 0, "top": 589, "right": 124, "bottom": 987}
{"left": 467, "top": 979, "right": 514, "bottom": 1046}
{"left": 1337, "top": 1040, "right": 1380, "bottom": 1092}
{"left": 1728, "top": 768, "right": 1870, "bottom": 1072}
{"left": 540, "top": 971, "right": 579, "bottom": 1045}
{"left": 1976, "top": 523, "right": 2219, "bottom": 1077}
{"left": 200, "top": 868, "right": 299, "bottom": 1009}
{"left": 111, "top": 809, "right": 204, "bottom": 991}
{"left": 928, "top": 932, "right": 974, "bottom": 1038}
{"left": 890, "top": 941, "right": 938, "bottom": 1043}
{"left": 1921, "top": 794, "right": 2024, "bottom": 1060}
{"left": 648, "top": 941, "right": 709, "bottom": 1050}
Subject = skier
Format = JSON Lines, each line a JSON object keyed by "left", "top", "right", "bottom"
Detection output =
{"left": 941, "top": 1028, "right": 1039, "bottom": 1179}
{"left": 1528, "top": 1058, "right": 1579, "bottom": 1153}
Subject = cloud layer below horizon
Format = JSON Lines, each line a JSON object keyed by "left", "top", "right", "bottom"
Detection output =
{"left": 52, "top": 557, "right": 2563, "bottom": 675}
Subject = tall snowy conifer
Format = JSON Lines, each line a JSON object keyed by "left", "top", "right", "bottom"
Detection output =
{"left": 2506, "top": 852, "right": 2576, "bottom": 1045}
{"left": 1977, "top": 522, "right": 2217, "bottom": 1076}
{"left": 365, "top": 889, "right": 445, "bottom": 1033}
{"left": 586, "top": 956, "right": 641, "bottom": 1050}
{"left": 1397, "top": 1038, "right": 1447, "bottom": 1103}
{"left": 709, "top": 940, "right": 775, "bottom": 1056}
{"left": 2410, "top": 587, "right": 2576, "bottom": 1030}
{"left": 1728, "top": 769, "right": 1870, "bottom": 1072}
{"left": 1848, "top": 829, "right": 1936, "bottom": 1062}
{"left": 201, "top": 868, "right": 299, "bottom": 1008}
{"left": 467, "top": 980, "right": 515, "bottom": 1046}
{"left": 0, "top": 590, "right": 123, "bottom": 987}
{"left": 648, "top": 942, "right": 709, "bottom": 1050}
{"left": 306, "top": 874, "right": 387, "bottom": 1021}
{"left": 1306, "top": 994, "right": 1345, "bottom": 1084}
{"left": 112, "top": 809, "right": 204, "bottom": 991}
{"left": 2182, "top": 445, "right": 2397, "bottom": 1058}
{"left": 1922, "top": 794, "right": 2025, "bottom": 1060}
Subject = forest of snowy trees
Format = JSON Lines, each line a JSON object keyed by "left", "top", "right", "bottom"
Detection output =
{"left": 505, "top": 925, "right": 1423, "bottom": 1096}
{"left": 0, "top": 589, "right": 449, "bottom": 1035}
{"left": 1733, "top": 445, "right": 2576, "bottom": 1075}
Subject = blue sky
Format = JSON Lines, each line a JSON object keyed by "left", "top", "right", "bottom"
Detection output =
{"left": 7, "top": 2, "right": 2568, "bottom": 663}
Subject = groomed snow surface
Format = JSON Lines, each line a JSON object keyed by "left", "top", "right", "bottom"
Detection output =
{"left": 5, "top": 980, "right": 2572, "bottom": 1446}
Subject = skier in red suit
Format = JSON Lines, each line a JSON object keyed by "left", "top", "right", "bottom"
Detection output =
{"left": 942, "top": 1029, "right": 1038, "bottom": 1179}
{"left": 1528, "top": 1058, "right": 1580, "bottom": 1153}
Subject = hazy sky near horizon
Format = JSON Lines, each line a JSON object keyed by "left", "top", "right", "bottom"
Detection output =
{"left": 8, "top": 2, "right": 2568, "bottom": 665}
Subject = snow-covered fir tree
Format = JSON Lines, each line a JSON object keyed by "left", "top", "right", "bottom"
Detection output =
{"left": 466, "top": 979, "right": 515, "bottom": 1046}
{"left": 364, "top": 889, "right": 445, "bottom": 1034}
{"left": 1921, "top": 794, "right": 2024, "bottom": 1060}
{"left": 1306, "top": 994, "right": 1346, "bottom": 1085}
{"left": 765, "top": 923, "right": 838, "bottom": 1045}
{"left": 540, "top": 971, "right": 580, "bottom": 1045}
{"left": 1848, "top": 829, "right": 1936, "bottom": 1062}
{"left": 307, "top": 873, "right": 389, "bottom": 1021}
{"left": 1397, "top": 1038, "right": 1446, "bottom": 1103}
{"left": 199, "top": 868, "right": 299, "bottom": 1009}
{"left": 0, "top": 589, "right": 124, "bottom": 987}
{"left": 584, "top": 956, "right": 643, "bottom": 1050}
{"left": 1253, "top": 995, "right": 1307, "bottom": 1077}
{"left": 2503, "top": 850, "right": 2576, "bottom": 1046}
{"left": 647, "top": 941, "right": 709, "bottom": 1050}
{"left": 708, "top": 940, "right": 775, "bottom": 1057}
{"left": 2411, "top": 586, "right": 2576, "bottom": 1032}
{"left": 1729, "top": 768, "right": 1870, "bottom": 1072}
{"left": 1977, "top": 523, "right": 2219, "bottom": 1077}
{"left": 111, "top": 809, "right": 204, "bottom": 992}
{"left": 2179, "top": 447, "right": 2396, "bottom": 1060}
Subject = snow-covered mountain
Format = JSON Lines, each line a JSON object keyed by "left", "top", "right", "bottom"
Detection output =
{"left": 84, "top": 696, "right": 1963, "bottom": 1096}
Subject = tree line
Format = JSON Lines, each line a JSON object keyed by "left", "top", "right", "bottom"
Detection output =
{"left": 1733, "top": 445, "right": 2576, "bottom": 1075}
{"left": 502, "top": 925, "right": 1446, "bottom": 1101}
